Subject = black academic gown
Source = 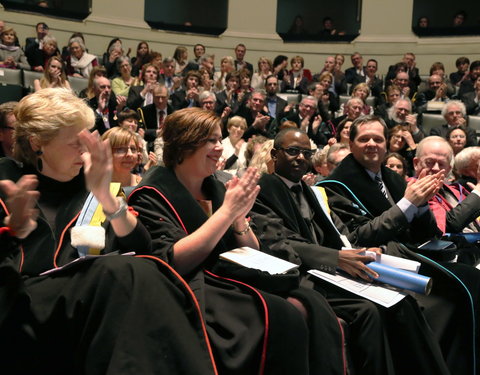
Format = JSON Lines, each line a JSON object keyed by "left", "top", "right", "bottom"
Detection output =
{"left": 252, "top": 173, "right": 450, "bottom": 375}
{"left": 322, "top": 153, "right": 480, "bottom": 375}
{"left": 129, "top": 166, "right": 346, "bottom": 375}
{"left": 0, "top": 158, "right": 217, "bottom": 375}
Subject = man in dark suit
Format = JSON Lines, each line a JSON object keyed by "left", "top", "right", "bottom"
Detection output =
{"left": 182, "top": 44, "right": 205, "bottom": 75}
{"left": 264, "top": 75, "right": 287, "bottom": 120}
{"left": 250, "top": 127, "right": 450, "bottom": 375}
{"left": 88, "top": 77, "right": 125, "bottom": 134}
{"left": 430, "top": 100, "right": 477, "bottom": 146}
{"left": 137, "top": 85, "right": 172, "bottom": 149}
{"left": 126, "top": 63, "right": 160, "bottom": 110}
{"left": 461, "top": 75, "right": 480, "bottom": 115}
{"left": 351, "top": 59, "right": 383, "bottom": 98}
{"left": 344, "top": 52, "right": 366, "bottom": 84}
{"left": 458, "top": 60, "right": 480, "bottom": 98}
{"left": 170, "top": 70, "right": 201, "bottom": 111}
{"left": 24, "top": 22, "right": 48, "bottom": 52}
{"left": 322, "top": 115, "right": 480, "bottom": 374}
{"left": 233, "top": 43, "right": 253, "bottom": 74}
{"left": 385, "top": 53, "right": 421, "bottom": 91}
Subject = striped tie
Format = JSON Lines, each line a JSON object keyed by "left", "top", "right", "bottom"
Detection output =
{"left": 375, "top": 175, "right": 388, "bottom": 199}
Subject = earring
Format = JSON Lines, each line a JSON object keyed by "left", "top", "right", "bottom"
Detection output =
{"left": 35, "top": 150, "right": 43, "bottom": 172}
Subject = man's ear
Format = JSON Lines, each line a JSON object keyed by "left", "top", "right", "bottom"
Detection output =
{"left": 412, "top": 157, "right": 420, "bottom": 175}
{"left": 270, "top": 148, "right": 277, "bottom": 160}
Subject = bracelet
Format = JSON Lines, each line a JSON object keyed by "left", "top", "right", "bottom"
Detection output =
{"left": 232, "top": 219, "right": 251, "bottom": 235}
{"left": 103, "top": 197, "right": 128, "bottom": 221}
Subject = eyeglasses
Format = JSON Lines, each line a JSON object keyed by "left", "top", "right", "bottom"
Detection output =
{"left": 113, "top": 146, "right": 138, "bottom": 155}
{"left": 277, "top": 147, "right": 314, "bottom": 160}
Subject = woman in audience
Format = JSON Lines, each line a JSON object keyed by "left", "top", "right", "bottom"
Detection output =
{"left": 335, "top": 54, "right": 345, "bottom": 74}
{"left": 129, "top": 107, "right": 346, "bottom": 375}
{"left": 316, "top": 71, "right": 340, "bottom": 115}
{"left": 27, "top": 34, "right": 59, "bottom": 72}
{"left": 0, "top": 27, "right": 30, "bottom": 70}
{"left": 102, "top": 127, "right": 143, "bottom": 187}
{"left": 248, "top": 139, "right": 274, "bottom": 175}
{"left": 335, "top": 118, "right": 352, "bottom": 144}
{"left": 384, "top": 152, "right": 408, "bottom": 178}
{"left": 387, "top": 124, "right": 416, "bottom": 176}
{"left": 238, "top": 68, "right": 253, "bottom": 101}
{"left": 131, "top": 41, "right": 150, "bottom": 77}
{"left": 0, "top": 88, "right": 217, "bottom": 374}
{"left": 375, "top": 84, "right": 401, "bottom": 121}
{"left": 251, "top": 57, "right": 273, "bottom": 90}
{"left": 33, "top": 56, "right": 71, "bottom": 91}
{"left": 102, "top": 38, "right": 124, "bottom": 78}
{"left": 272, "top": 54, "right": 289, "bottom": 81}
{"left": 111, "top": 56, "right": 134, "bottom": 97}
{"left": 78, "top": 65, "right": 107, "bottom": 99}
{"left": 65, "top": 36, "right": 97, "bottom": 78}
{"left": 282, "top": 55, "right": 311, "bottom": 94}
{"left": 173, "top": 46, "right": 188, "bottom": 75}
{"left": 213, "top": 55, "right": 235, "bottom": 92}
{"left": 221, "top": 116, "right": 248, "bottom": 175}
{"left": 199, "top": 66, "right": 214, "bottom": 91}
{"left": 340, "top": 83, "right": 372, "bottom": 115}
{"left": 447, "top": 125, "right": 468, "bottom": 155}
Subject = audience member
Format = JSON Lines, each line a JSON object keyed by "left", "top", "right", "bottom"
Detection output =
{"left": 450, "top": 56, "right": 470, "bottom": 86}
{"left": 111, "top": 56, "right": 134, "bottom": 97}
{"left": 458, "top": 60, "right": 480, "bottom": 97}
{"left": 0, "top": 27, "right": 30, "bottom": 69}
{"left": 131, "top": 41, "right": 149, "bottom": 77}
{"left": 0, "top": 101, "right": 17, "bottom": 158}
{"left": 264, "top": 75, "right": 287, "bottom": 119}
{"left": 26, "top": 34, "right": 59, "bottom": 72}
{"left": 173, "top": 45, "right": 188, "bottom": 75}
{"left": 213, "top": 55, "right": 235, "bottom": 92}
{"left": 221, "top": 116, "right": 248, "bottom": 175}
{"left": 233, "top": 43, "right": 253, "bottom": 74}
{"left": 170, "top": 70, "right": 201, "bottom": 111}
{"left": 24, "top": 22, "right": 48, "bottom": 52}
{"left": 282, "top": 55, "right": 310, "bottom": 94}
{"left": 78, "top": 65, "right": 107, "bottom": 100}
{"left": 251, "top": 57, "right": 273, "bottom": 90}
{"left": 384, "top": 151, "right": 408, "bottom": 178}
{"left": 345, "top": 52, "right": 365, "bottom": 84}
{"left": 65, "top": 36, "right": 97, "bottom": 78}
{"left": 126, "top": 63, "right": 159, "bottom": 110}
{"left": 351, "top": 58, "right": 383, "bottom": 98}
{"left": 447, "top": 125, "right": 468, "bottom": 155}
{"left": 430, "top": 100, "right": 477, "bottom": 146}
{"left": 33, "top": 56, "right": 71, "bottom": 91}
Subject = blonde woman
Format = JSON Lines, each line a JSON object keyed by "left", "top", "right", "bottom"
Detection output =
{"left": 213, "top": 56, "right": 235, "bottom": 92}
{"left": 33, "top": 56, "right": 71, "bottom": 91}
{"left": 251, "top": 57, "right": 273, "bottom": 90}
{"left": 221, "top": 116, "right": 248, "bottom": 175}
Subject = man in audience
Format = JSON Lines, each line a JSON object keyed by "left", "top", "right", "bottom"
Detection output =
{"left": 458, "top": 60, "right": 480, "bottom": 97}
{"left": 138, "top": 85, "right": 172, "bottom": 149}
{"left": 170, "top": 70, "right": 201, "bottom": 111}
{"left": 234, "top": 43, "right": 253, "bottom": 74}
{"left": 415, "top": 74, "right": 451, "bottom": 111}
{"left": 250, "top": 127, "right": 451, "bottom": 375}
{"left": 332, "top": 97, "right": 363, "bottom": 127}
{"left": 461, "top": 75, "right": 480, "bottom": 115}
{"left": 282, "top": 96, "right": 329, "bottom": 145}
{"left": 182, "top": 44, "right": 206, "bottom": 74}
{"left": 307, "top": 82, "right": 332, "bottom": 121}
{"left": 236, "top": 89, "right": 272, "bottom": 140}
{"left": 321, "top": 115, "right": 480, "bottom": 374}
{"left": 387, "top": 53, "right": 421, "bottom": 90}
{"left": 450, "top": 56, "right": 470, "bottom": 86}
{"left": 351, "top": 58, "right": 383, "bottom": 98}
{"left": 392, "top": 71, "right": 415, "bottom": 100}
{"left": 386, "top": 98, "right": 424, "bottom": 142}
{"left": 215, "top": 71, "right": 243, "bottom": 118}
{"left": 326, "top": 143, "right": 351, "bottom": 174}
{"left": 314, "top": 56, "right": 347, "bottom": 96}
{"left": 161, "top": 57, "right": 181, "bottom": 94}
{"left": 25, "top": 22, "right": 48, "bottom": 52}
{"left": 413, "top": 136, "right": 480, "bottom": 241}
{"left": 264, "top": 75, "right": 287, "bottom": 120}
{"left": 89, "top": 76, "right": 125, "bottom": 134}
{"left": 429, "top": 100, "right": 477, "bottom": 146}
{"left": 0, "top": 102, "right": 17, "bottom": 159}
{"left": 345, "top": 52, "right": 365, "bottom": 84}
{"left": 127, "top": 63, "right": 159, "bottom": 110}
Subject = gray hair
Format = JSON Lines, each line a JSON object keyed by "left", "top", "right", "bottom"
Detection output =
{"left": 454, "top": 146, "right": 480, "bottom": 172}
{"left": 199, "top": 90, "right": 216, "bottom": 102}
{"left": 441, "top": 100, "right": 466, "bottom": 118}
{"left": 69, "top": 36, "right": 85, "bottom": 52}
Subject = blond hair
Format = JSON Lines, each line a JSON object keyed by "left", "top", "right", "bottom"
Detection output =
{"left": 13, "top": 88, "right": 94, "bottom": 165}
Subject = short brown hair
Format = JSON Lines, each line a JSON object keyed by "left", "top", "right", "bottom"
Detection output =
{"left": 162, "top": 107, "right": 221, "bottom": 167}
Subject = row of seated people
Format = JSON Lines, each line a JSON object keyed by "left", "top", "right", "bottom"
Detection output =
{"left": 2, "top": 87, "right": 480, "bottom": 374}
